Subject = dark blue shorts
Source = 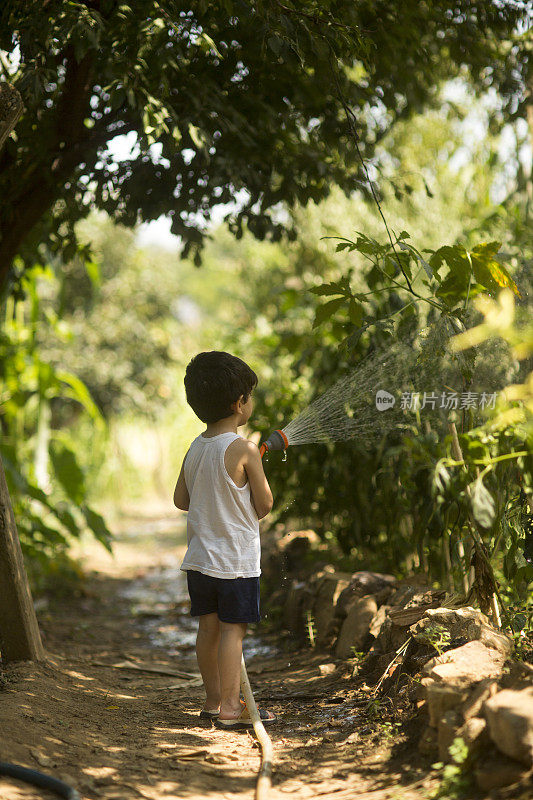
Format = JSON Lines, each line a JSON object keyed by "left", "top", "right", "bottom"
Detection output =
{"left": 186, "top": 570, "right": 260, "bottom": 624}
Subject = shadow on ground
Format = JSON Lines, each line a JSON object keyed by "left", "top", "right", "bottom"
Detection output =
{"left": 1, "top": 517, "right": 437, "bottom": 800}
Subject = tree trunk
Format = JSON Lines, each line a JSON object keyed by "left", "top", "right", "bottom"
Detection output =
{"left": 0, "top": 459, "right": 45, "bottom": 662}
{"left": 0, "top": 79, "right": 45, "bottom": 663}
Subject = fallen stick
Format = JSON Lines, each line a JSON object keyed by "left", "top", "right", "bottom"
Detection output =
{"left": 89, "top": 660, "right": 197, "bottom": 679}
{"left": 153, "top": 678, "right": 204, "bottom": 690}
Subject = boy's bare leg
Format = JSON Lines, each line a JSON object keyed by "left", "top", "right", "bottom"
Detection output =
{"left": 218, "top": 621, "right": 247, "bottom": 719}
{"left": 196, "top": 612, "right": 221, "bottom": 712}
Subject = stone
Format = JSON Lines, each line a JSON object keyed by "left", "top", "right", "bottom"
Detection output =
{"left": 426, "top": 682, "right": 468, "bottom": 728}
{"left": 502, "top": 661, "right": 533, "bottom": 689}
{"left": 284, "top": 580, "right": 307, "bottom": 636}
{"left": 458, "top": 716, "right": 490, "bottom": 754}
{"left": 335, "top": 596, "right": 378, "bottom": 658}
{"left": 373, "top": 616, "right": 412, "bottom": 655}
{"left": 484, "top": 688, "right": 533, "bottom": 766}
{"left": 403, "top": 639, "right": 441, "bottom": 675}
{"left": 368, "top": 605, "right": 389, "bottom": 639}
{"left": 271, "top": 529, "right": 321, "bottom": 576}
{"left": 308, "top": 565, "right": 336, "bottom": 588}
{"left": 438, "top": 710, "right": 461, "bottom": 761}
{"left": 373, "top": 586, "right": 394, "bottom": 606}
{"left": 390, "top": 605, "right": 440, "bottom": 627}
{"left": 462, "top": 678, "right": 499, "bottom": 721}
{"left": 475, "top": 750, "right": 529, "bottom": 791}
{"left": 416, "top": 676, "right": 433, "bottom": 700}
{"left": 387, "top": 585, "right": 418, "bottom": 608}
{"left": 358, "top": 651, "right": 394, "bottom": 683}
{"left": 335, "top": 572, "right": 396, "bottom": 618}
{"left": 411, "top": 607, "right": 513, "bottom": 657}
{"left": 423, "top": 640, "right": 506, "bottom": 684}
{"left": 313, "top": 573, "right": 350, "bottom": 646}
{"left": 369, "top": 591, "right": 443, "bottom": 656}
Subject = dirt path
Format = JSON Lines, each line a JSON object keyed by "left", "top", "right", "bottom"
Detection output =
{"left": 0, "top": 515, "right": 437, "bottom": 800}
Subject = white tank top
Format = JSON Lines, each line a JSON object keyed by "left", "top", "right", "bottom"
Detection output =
{"left": 180, "top": 432, "right": 261, "bottom": 579}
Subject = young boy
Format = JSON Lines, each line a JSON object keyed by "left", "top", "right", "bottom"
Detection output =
{"left": 173, "top": 351, "right": 277, "bottom": 728}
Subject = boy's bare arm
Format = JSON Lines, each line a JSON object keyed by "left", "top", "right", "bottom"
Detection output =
{"left": 243, "top": 441, "right": 273, "bottom": 519}
{"left": 173, "top": 457, "right": 190, "bottom": 510}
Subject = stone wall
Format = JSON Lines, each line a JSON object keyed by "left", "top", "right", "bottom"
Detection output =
{"left": 262, "top": 530, "right": 533, "bottom": 791}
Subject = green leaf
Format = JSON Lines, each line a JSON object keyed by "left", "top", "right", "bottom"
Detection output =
{"left": 312, "top": 297, "right": 345, "bottom": 328}
{"left": 471, "top": 242, "right": 521, "bottom": 298}
{"left": 49, "top": 441, "right": 86, "bottom": 506}
{"left": 430, "top": 241, "right": 521, "bottom": 302}
{"left": 429, "top": 244, "right": 469, "bottom": 280}
{"left": 414, "top": 252, "right": 433, "bottom": 280}
{"left": 54, "top": 502, "right": 82, "bottom": 537}
{"left": 374, "top": 318, "right": 395, "bottom": 336}
{"left": 310, "top": 282, "right": 347, "bottom": 297}
{"left": 435, "top": 273, "right": 485, "bottom": 309}
{"left": 354, "top": 233, "right": 386, "bottom": 257}
{"left": 348, "top": 300, "right": 363, "bottom": 326}
{"left": 514, "top": 564, "right": 533, "bottom": 584}
{"left": 26, "top": 482, "right": 53, "bottom": 506}
{"left": 470, "top": 478, "right": 495, "bottom": 529}
{"left": 399, "top": 241, "right": 433, "bottom": 280}
{"left": 81, "top": 505, "right": 114, "bottom": 553}
{"left": 27, "top": 516, "right": 69, "bottom": 548}
{"left": 390, "top": 251, "right": 412, "bottom": 281}
{"left": 55, "top": 370, "right": 102, "bottom": 420}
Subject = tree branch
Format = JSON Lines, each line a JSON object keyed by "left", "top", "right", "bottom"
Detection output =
{"left": 55, "top": 44, "right": 96, "bottom": 144}
{"left": 0, "top": 116, "right": 138, "bottom": 287}
{"left": 272, "top": 0, "right": 366, "bottom": 34}
{"left": 0, "top": 83, "right": 24, "bottom": 152}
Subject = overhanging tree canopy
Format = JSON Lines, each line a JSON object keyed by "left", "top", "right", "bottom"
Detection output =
{"left": 0, "top": 0, "right": 529, "bottom": 290}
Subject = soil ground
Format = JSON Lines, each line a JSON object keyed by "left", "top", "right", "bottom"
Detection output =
{"left": 0, "top": 512, "right": 440, "bottom": 800}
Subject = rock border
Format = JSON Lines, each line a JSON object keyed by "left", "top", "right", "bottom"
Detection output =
{"left": 262, "top": 530, "right": 532, "bottom": 791}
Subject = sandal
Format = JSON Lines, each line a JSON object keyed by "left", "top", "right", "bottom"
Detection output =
{"left": 216, "top": 705, "right": 277, "bottom": 729}
{"left": 199, "top": 709, "right": 220, "bottom": 720}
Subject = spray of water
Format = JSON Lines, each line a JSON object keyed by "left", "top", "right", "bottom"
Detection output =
{"left": 282, "top": 344, "right": 414, "bottom": 447}
{"left": 281, "top": 319, "right": 489, "bottom": 449}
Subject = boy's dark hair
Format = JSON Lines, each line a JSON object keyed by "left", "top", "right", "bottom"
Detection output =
{"left": 184, "top": 351, "right": 258, "bottom": 423}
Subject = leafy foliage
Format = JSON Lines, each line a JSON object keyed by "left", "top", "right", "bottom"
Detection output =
{"left": 37, "top": 214, "right": 181, "bottom": 417}
{"left": 1, "top": 1, "right": 531, "bottom": 614}
{"left": 0, "top": 268, "right": 113, "bottom": 584}
{"left": 225, "top": 96, "right": 532, "bottom": 605}
{"left": 0, "top": 1, "right": 529, "bottom": 289}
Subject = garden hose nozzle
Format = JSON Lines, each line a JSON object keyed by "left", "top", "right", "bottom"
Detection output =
{"left": 259, "top": 429, "right": 289, "bottom": 459}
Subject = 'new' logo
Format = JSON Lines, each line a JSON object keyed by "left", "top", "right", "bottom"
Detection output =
{"left": 375, "top": 390, "right": 395, "bottom": 411}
